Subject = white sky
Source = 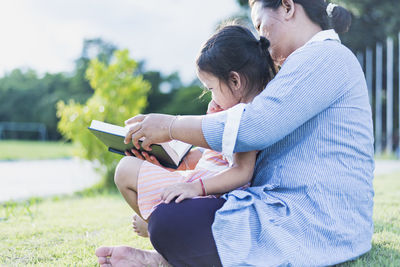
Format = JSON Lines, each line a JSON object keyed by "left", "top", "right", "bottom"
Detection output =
{"left": 0, "top": 0, "right": 241, "bottom": 83}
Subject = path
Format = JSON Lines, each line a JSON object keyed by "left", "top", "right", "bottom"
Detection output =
{"left": 374, "top": 159, "right": 400, "bottom": 176}
{"left": 0, "top": 158, "right": 399, "bottom": 203}
{"left": 0, "top": 158, "right": 100, "bottom": 202}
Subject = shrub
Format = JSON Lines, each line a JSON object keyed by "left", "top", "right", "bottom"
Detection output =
{"left": 57, "top": 50, "right": 150, "bottom": 188}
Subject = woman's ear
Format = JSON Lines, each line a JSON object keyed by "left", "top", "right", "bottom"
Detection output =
{"left": 281, "top": 0, "right": 295, "bottom": 20}
{"left": 229, "top": 71, "right": 242, "bottom": 91}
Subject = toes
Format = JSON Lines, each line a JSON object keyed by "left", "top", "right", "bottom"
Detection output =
{"left": 95, "top": 246, "right": 114, "bottom": 257}
{"left": 98, "top": 256, "right": 112, "bottom": 267}
{"left": 97, "top": 256, "right": 108, "bottom": 264}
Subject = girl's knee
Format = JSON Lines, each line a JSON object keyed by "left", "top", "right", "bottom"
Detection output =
{"left": 114, "top": 156, "right": 142, "bottom": 187}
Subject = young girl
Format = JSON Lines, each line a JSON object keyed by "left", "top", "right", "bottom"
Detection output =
{"left": 115, "top": 24, "right": 276, "bottom": 237}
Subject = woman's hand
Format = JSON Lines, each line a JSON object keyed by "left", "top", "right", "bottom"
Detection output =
{"left": 160, "top": 182, "right": 202, "bottom": 203}
{"left": 124, "top": 114, "right": 175, "bottom": 151}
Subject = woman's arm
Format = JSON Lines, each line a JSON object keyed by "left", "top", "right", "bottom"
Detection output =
{"left": 160, "top": 151, "right": 257, "bottom": 203}
{"left": 124, "top": 114, "right": 210, "bottom": 151}
{"left": 124, "top": 100, "right": 222, "bottom": 153}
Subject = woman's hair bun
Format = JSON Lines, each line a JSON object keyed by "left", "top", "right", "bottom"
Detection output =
{"left": 329, "top": 5, "right": 352, "bottom": 33}
{"left": 259, "top": 36, "right": 270, "bottom": 50}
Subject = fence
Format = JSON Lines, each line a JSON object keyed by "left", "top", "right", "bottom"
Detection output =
{"left": 356, "top": 33, "right": 400, "bottom": 157}
{"left": 0, "top": 122, "right": 47, "bottom": 141}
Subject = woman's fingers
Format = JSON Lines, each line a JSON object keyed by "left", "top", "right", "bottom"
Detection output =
{"left": 141, "top": 138, "right": 153, "bottom": 152}
{"left": 124, "top": 123, "right": 142, "bottom": 145}
{"left": 131, "top": 130, "right": 146, "bottom": 150}
{"left": 125, "top": 113, "right": 176, "bottom": 151}
{"left": 125, "top": 114, "right": 146, "bottom": 125}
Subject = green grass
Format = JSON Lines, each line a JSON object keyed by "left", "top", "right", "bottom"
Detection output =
{"left": 0, "top": 172, "right": 399, "bottom": 266}
{"left": 0, "top": 140, "right": 74, "bottom": 160}
{"left": 0, "top": 194, "right": 152, "bottom": 266}
{"left": 375, "top": 152, "right": 399, "bottom": 160}
{"left": 338, "top": 171, "right": 400, "bottom": 267}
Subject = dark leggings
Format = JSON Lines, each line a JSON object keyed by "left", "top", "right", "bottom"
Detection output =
{"left": 148, "top": 198, "right": 226, "bottom": 267}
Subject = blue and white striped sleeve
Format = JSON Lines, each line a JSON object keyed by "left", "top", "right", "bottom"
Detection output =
{"left": 202, "top": 42, "right": 350, "bottom": 153}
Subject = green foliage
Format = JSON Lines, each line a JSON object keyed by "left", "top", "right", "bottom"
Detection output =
{"left": 161, "top": 85, "right": 211, "bottom": 115}
{"left": 140, "top": 69, "right": 210, "bottom": 116}
{"left": 142, "top": 71, "right": 181, "bottom": 114}
{"left": 57, "top": 50, "right": 150, "bottom": 187}
{"left": 0, "top": 38, "right": 118, "bottom": 141}
{"left": 335, "top": 0, "right": 400, "bottom": 50}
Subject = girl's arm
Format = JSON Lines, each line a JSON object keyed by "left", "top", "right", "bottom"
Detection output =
{"left": 160, "top": 151, "right": 257, "bottom": 203}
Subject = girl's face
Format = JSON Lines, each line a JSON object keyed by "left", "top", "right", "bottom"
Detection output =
{"left": 251, "top": 2, "right": 291, "bottom": 65}
{"left": 197, "top": 70, "right": 241, "bottom": 110}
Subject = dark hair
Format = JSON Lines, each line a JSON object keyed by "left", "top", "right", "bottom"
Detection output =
{"left": 249, "top": 0, "right": 352, "bottom": 34}
{"left": 196, "top": 24, "right": 276, "bottom": 100}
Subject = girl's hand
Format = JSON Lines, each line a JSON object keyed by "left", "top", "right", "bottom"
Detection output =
{"left": 207, "top": 100, "right": 224, "bottom": 114}
{"left": 160, "top": 182, "right": 202, "bottom": 203}
{"left": 125, "top": 148, "right": 189, "bottom": 171}
{"left": 125, "top": 148, "right": 162, "bottom": 166}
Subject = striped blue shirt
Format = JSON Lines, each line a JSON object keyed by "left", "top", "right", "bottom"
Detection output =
{"left": 202, "top": 30, "right": 375, "bottom": 266}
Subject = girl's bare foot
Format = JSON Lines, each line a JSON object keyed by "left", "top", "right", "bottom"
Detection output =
{"left": 133, "top": 214, "right": 149, "bottom": 237}
{"left": 95, "top": 246, "right": 170, "bottom": 267}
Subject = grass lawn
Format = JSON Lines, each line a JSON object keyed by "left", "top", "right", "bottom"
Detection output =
{"left": 0, "top": 194, "right": 152, "bottom": 266}
{"left": 337, "top": 171, "right": 400, "bottom": 267}
{"left": 0, "top": 140, "right": 74, "bottom": 160}
{"left": 0, "top": 172, "right": 399, "bottom": 266}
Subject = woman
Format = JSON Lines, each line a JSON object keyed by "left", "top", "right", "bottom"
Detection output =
{"left": 96, "top": 1, "right": 374, "bottom": 266}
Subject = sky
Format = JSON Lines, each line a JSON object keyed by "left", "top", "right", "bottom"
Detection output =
{"left": 0, "top": 0, "right": 242, "bottom": 83}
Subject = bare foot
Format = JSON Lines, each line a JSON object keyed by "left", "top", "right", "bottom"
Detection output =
{"left": 95, "top": 246, "right": 170, "bottom": 267}
{"left": 133, "top": 214, "right": 149, "bottom": 238}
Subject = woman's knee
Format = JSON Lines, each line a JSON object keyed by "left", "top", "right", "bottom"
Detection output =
{"left": 114, "top": 156, "right": 142, "bottom": 188}
{"left": 148, "top": 199, "right": 225, "bottom": 267}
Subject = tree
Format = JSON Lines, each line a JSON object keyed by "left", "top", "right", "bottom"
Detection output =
{"left": 161, "top": 84, "right": 211, "bottom": 115}
{"left": 71, "top": 38, "right": 118, "bottom": 104}
{"left": 336, "top": 0, "right": 400, "bottom": 51}
{"left": 0, "top": 38, "right": 119, "bottom": 140}
{"left": 235, "top": 0, "right": 400, "bottom": 51}
{"left": 57, "top": 50, "right": 150, "bottom": 187}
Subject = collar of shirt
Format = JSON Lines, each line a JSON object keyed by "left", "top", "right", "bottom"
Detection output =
{"left": 285, "top": 29, "right": 341, "bottom": 63}
{"left": 304, "top": 29, "right": 341, "bottom": 46}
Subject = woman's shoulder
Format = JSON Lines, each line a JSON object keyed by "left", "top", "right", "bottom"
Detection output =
{"left": 279, "top": 40, "right": 359, "bottom": 81}
{"left": 289, "top": 40, "right": 356, "bottom": 66}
